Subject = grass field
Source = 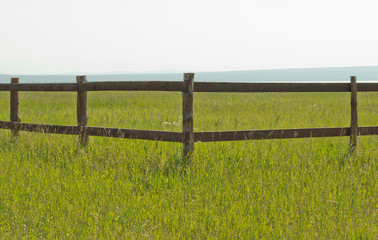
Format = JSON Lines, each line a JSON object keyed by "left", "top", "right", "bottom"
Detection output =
{"left": 0, "top": 91, "right": 377, "bottom": 239}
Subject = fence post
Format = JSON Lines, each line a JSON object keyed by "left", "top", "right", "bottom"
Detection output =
{"left": 182, "top": 73, "right": 194, "bottom": 163}
{"left": 350, "top": 76, "right": 358, "bottom": 153}
{"left": 77, "top": 75, "right": 88, "bottom": 145}
{"left": 10, "top": 78, "right": 21, "bottom": 137}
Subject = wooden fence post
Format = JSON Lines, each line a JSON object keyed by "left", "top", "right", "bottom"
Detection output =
{"left": 77, "top": 75, "right": 88, "bottom": 145}
{"left": 350, "top": 76, "right": 358, "bottom": 153}
{"left": 10, "top": 78, "right": 21, "bottom": 137}
{"left": 182, "top": 73, "right": 194, "bottom": 163}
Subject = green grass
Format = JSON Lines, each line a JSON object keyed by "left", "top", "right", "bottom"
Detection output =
{"left": 0, "top": 91, "right": 377, "bottom": 239}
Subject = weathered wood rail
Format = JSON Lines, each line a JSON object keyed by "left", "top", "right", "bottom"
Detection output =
{"left": 1, "top": 74, "right": 377, "bottom": 162}
{"left": 2, "top": 81, "right": 377, "bottom": 92}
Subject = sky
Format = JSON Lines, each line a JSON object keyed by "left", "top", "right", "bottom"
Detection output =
{"left": 0, "top": 0, "right": 377, "bottom": 74}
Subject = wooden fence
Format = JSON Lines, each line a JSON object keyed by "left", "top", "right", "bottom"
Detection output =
{"left": 0, "top": 74, "right": 377, "bottom": 162}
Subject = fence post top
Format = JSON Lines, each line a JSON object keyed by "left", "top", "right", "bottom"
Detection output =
{"left": 76, "top": 75, "right": 87, "bottom": 83}
{"left": 11, "top": 78, "right": 19, "bottom": 83}
{"left": 184, "top": 73, "right": 195, "bottom": 82}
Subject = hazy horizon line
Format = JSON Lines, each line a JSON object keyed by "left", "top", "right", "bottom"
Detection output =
{"left": 1, "top": 65, "right": 377, "bottom": 76}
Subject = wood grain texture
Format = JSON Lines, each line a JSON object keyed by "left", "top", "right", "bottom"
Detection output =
{"left": 0, "top": 121, "right": 184, "bottom": 142}
{"left": 84, "top": 81, "right": 185, "bottom": 91}
{"left": 85, "top": 127, "right": 183, "bottom": 142}
{"left": 0, "top": 82, "right": 376, "bottom": 92}
{"left": 194, "top": 82, "right": 378, "bottom": 93}
{"left": 10, "top": 78, "right": 21, "bottom": 136}
{"left": 0, "top": 121, "right": 375, "bottom": 142}
{"left": 77, "top": 76, "right": 88, "bottom": 145}
{"left": 350, "top": 76, "right": 358, "bottom": 152}
{"left": 357, "top": 126, "right": 378, "bottom": 135}
{"left": 358, "top": 83, "right": 378, "bottom": 92}
{"left": 2, "top": 83, "right": 77, "bottom": 91}
{"left": 0, "top": 82, "right": 185, "bottom": 92}
{"left": 0, "top": 121, "right": 80, "bottom": 134}
{"left": 182, "top": 73, "right": 195, "bottom": 162}
{"left": 10, "top": 78, "right": 20, "bottom": 122}
{"left": 194, "top": 127, "right": 378, "bottom": 142}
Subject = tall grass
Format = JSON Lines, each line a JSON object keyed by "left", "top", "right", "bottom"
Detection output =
{"left": 0, "top": 91, "right": 377, "bottom": 239}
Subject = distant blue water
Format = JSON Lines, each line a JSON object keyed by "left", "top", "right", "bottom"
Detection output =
{"left": 1, "top": 66, "right": 377, "bottom": 83}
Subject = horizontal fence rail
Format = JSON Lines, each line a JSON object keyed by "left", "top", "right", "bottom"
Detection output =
{"left": 1, "top": 82, "right": 377, "bottom": 92}
{"left": 194, "top": 127, "right": 378, "bottom": 142}
{"left": 0, "top": 121, "right": 184, "bottom": 142}
{"left": 195, "top": 82, "right": 378, "bottom": 92}
{"left": 0, "top": 74, "right": 377, "bottom": 162}
{"left": 2, "top": 120, "right": 376, "bottom": 143}
{"left": 0, "top": 81, "right": 186, "bottom": 92}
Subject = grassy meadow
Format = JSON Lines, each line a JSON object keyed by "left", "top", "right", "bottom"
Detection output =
{"left": 0, "top": 91, "right": 377, "bottom": 239}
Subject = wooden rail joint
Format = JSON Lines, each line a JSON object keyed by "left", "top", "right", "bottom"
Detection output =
{"left": 77, "top": 81, "right": 87, "bottom": 92}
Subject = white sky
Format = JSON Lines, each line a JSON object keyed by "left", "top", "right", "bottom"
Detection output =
{"left": 0, "top": 0, "right": 377, "bottom": 74}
